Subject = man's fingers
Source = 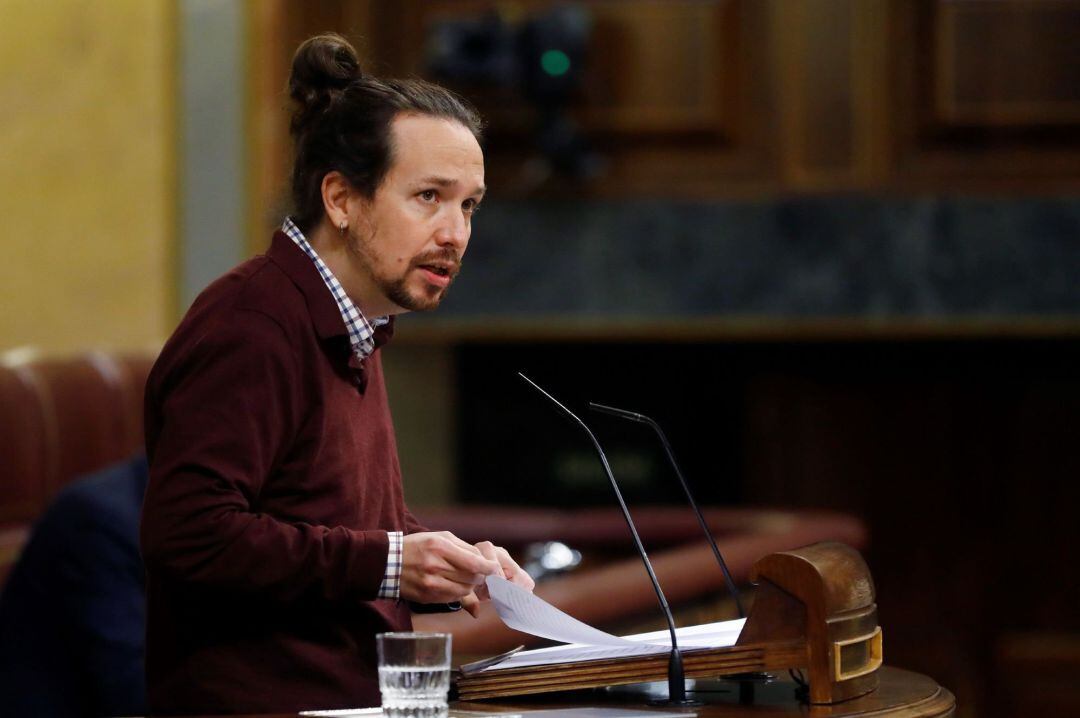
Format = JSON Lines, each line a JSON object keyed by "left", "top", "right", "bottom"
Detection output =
{"left": 400, "top": 532, "right": 502, "bottom": 605}
{"left": 441, "top": 531, "right": 489, "bottom": 557}
{"left": 417, "top": 549, "right": 490, "bottom": 587}
{"left": 495, "top": 546, "right": 535, "bottom": 591}
{"left": 406, "top": 574, "right": 481, "bottom": 603}
{"left": 474, "top": 541, "right": 507, "bottom": 578}
{"left": 461, "top": 591, "right": 481, "bottom": 618}
{"left": 437, "top": 538, "right": 501, "bottom": 576}
{"left": 466, "top": 541, "right": 533, "bottom": 601}
{"left": 436, "top": 564, "right": 490, "bottom": 586}
{"left": 400, "top": 533, "right": 528, "bottom": 607}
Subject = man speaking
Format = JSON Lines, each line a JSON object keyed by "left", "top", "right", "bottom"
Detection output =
{"left": 140, "top": 33, "right": 533, "bottom": 715}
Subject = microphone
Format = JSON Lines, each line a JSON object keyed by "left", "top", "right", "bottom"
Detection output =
{"left": 518, "top": 373, "right": 700, "bottom": 707}
{"left": 589, "top": 402, "right": 746, "bottom": 618}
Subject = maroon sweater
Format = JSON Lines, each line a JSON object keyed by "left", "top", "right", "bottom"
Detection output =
{"left": 141, "top": 232, "right": 423, "bottom": 715}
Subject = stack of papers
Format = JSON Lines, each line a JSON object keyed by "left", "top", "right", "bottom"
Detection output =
{"left": 303, "top": 710, "right": 695, "bottom": 717}
{"left": 480, "top": 576, "right": 745, "bottom": 671}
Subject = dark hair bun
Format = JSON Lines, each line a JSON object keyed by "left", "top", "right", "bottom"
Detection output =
{"left": 289, "top": 33, "right": 362, "bottom": 135}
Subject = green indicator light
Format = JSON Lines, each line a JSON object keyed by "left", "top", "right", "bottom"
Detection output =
{"left": 540, "top": 49, "right": 571, "bottom": 77}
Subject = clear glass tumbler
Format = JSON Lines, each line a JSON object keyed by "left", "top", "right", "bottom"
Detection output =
{"left": 376, "top": 632, "right": 452, "bottom": 718}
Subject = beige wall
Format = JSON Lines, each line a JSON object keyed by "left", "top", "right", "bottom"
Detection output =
{"left": 0, "top": 0, "right": 174, "bottom": 354}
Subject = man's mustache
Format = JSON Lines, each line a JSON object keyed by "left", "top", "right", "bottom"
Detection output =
{"left": 412, "top": 248, "right": 462, "bottom": 277}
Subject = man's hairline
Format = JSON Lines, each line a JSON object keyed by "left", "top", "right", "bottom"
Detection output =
{"left": 376, "top": 111, "right": 486, "bottom": 199}
{"left": 322, "top": 111, "right": 484, "bottom": 214}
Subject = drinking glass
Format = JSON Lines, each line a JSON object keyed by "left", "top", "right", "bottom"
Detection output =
{"left": 376, "top": 632, "right": 452, "bottom": 718}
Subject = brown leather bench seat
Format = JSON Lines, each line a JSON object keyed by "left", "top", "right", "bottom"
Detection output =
{"left": 0, "top": 351, "right": 152, "bottom": 584}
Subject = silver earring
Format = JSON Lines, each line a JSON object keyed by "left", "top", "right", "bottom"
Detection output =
{"left": 339, "top": 220, "right": 347, "bottom": 236}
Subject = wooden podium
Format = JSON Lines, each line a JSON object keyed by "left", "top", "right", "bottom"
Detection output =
{"left": 457, "top": 543, "right": 903, "bottom": 707}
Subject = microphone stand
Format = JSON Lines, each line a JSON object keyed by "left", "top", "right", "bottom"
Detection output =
{"left": 589, "top": 401, "right": 775, "bottom": 687}
{"left": 589, "top": 403, "right": 745, "bottom": 618}
{"left": 519, "top": 373, "right": 700, "bottom": 707}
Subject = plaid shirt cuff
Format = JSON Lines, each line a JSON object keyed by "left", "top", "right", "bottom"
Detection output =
{"left": 377, "top": 531, "right": 403, "bottom": 599}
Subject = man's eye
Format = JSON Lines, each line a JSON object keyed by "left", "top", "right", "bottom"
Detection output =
{"left": 419, "top": 190, "right": 438, "bottom": 202}
{"left": 463, "top": 199, "right": 481, "bottom": 215}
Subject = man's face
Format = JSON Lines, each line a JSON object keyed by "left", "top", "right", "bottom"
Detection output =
{"left": 346, "top": 114, "right": 485, "bottom": 314}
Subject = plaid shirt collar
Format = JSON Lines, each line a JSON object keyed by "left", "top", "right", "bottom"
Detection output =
{"left": 282, "top": 217, "right": 389, "bottom": 361}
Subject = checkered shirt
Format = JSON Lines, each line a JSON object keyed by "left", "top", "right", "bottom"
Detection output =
{"left": 282, "top": 217, "right": 402, "bottom": 600}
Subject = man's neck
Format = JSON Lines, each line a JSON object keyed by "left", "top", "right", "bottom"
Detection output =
{"left": 305, "top": 220, "right": 394, "bottom": 318}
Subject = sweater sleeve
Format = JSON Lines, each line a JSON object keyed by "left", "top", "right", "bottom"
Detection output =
{"left": 404, "top": 508, "right": 428, "bottom": 535}
{"left": 140, "top": 313, "right": 389, "bottom": 603}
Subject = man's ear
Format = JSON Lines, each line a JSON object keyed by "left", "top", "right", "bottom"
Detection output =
{"left": 320, "top": 171, "right": 352, "bottom": 232}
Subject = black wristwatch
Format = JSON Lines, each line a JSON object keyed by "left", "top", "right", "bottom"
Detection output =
{"left": 405, "top": 600, "right": 463, "bottom": 614}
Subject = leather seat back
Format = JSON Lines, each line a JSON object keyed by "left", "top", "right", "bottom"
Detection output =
{"left": 24, "top": 353, "right": 142, "bottom": 497}
{"left": 0, "top": 350, "right": 155, "bottom": 586}
{"left": 0, "top": 362, "right": 55, "bottom": 524}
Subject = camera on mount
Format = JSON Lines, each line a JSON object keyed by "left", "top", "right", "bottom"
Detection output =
{"left": 426, "top": 4, "right": 601, "bottom": 180}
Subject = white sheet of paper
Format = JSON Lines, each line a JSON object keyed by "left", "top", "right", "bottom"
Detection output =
{"left": 481, "top": 580, "right": 748, "bottom": 673}
{"left": 485, "top": 575, "right": 634, "bottom": 647}
{"left": 505, "top": 710, "right": 694, "bottom": 717}
{"left": 618, "top": 618, "right": 748, "bottom": 649}
{"left": 300, "top": 710, "right": 693, "bottom": 718}
{"left": 482, "top": 575, "right": 746, "bottom": 671}
{"left": 451, "top": 708, "right": 686, "bottom": 712}
{"left": 489, "top": 621, "right": 747, "bottom": 671}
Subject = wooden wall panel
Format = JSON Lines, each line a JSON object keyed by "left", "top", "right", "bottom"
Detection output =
{"left": 889, "top": 0, "right": 1080, "bottom": 191}
{"left": 374, "top": 0, "right": 771, "bottom": 196}
{"left": 245, "top": 0, "right": 1080, "bottom": 212}
{"left": 934, "top": 0, "right": 1080, "bottom": 126}
{"left": 794, "top": 0, "right": 856, "bottom": 173}
{"left": 387, "top": 0, "right": 737, "bottom": 138}
{"left": 771, "top": 0, "right": 889, "bottom": 188}
{"left": 740, "top": 339, "right": 1080, "bottom": 718}
{"left": 579, "top": 1, "right": 733, "bottom": 135}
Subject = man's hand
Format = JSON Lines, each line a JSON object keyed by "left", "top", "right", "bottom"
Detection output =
{"left": 400, "top": 532, "right": 501, "bottom": 613}
{"left": 401, "top": 533, "right": 535, "bottom": 618}
{"left": 472, "top": 540, "right": 535, "bottom": 600}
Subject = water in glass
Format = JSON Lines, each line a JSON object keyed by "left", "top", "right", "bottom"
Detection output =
{"left": 378, "top": 665, "right": 450, "bottom": 718}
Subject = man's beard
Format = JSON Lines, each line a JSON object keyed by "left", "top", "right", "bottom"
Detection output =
{"left": 346, "top": 225, "right": 461, "bottom": 313}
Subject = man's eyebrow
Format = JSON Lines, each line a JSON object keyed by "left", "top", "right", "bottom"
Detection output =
{"left": 417, "top": 176, "right": 486, "bottom": 196}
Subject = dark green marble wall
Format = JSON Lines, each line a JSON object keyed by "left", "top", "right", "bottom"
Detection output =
{"left": 438, "top": 196, "right": 1080, "bottom": 318}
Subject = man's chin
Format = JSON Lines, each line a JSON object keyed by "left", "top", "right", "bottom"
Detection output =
{"left": 403, "top": 297, "right": 443, "bottom": 312}
{"left": 387, "top": 285, "right": 448, "bottom": 313}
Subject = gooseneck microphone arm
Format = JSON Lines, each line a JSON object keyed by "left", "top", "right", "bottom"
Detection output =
{"left": 589, "top": 402, "right": 746, "bottom": 619}
{"left": 518, "top": 373, "right": 697, "bottom": 706}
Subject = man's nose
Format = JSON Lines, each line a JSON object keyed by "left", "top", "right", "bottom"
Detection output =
{"left": 434, "top": 209, "right": 469, "bottom": 249}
